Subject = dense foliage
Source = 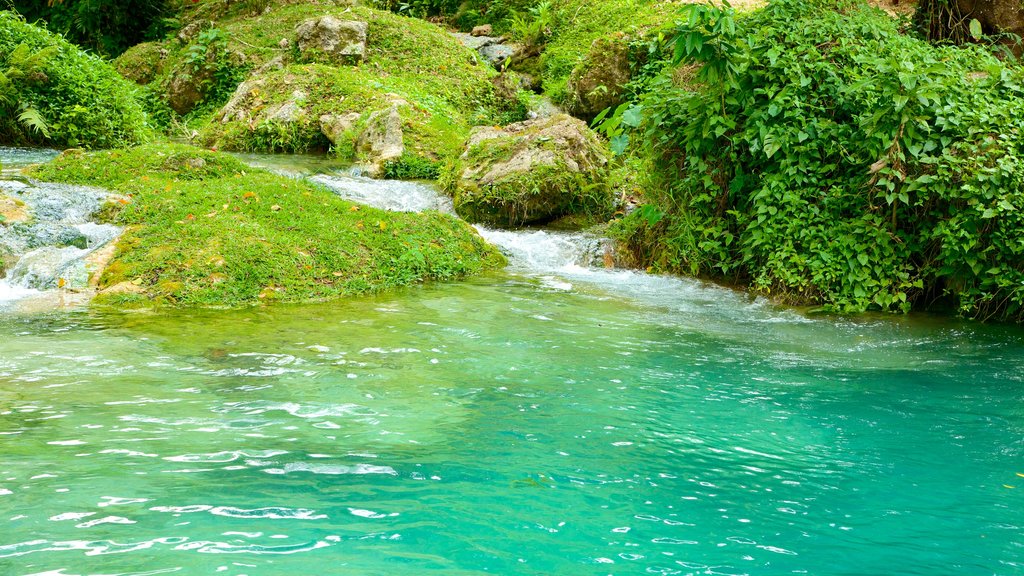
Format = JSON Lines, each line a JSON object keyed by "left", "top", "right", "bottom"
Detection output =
{"left": 618, "top": 0, "right": 1024, "bottom": 320}
{"left": 9, "top": 0, "right": 172, "bottom": 57}
{"left": 0, "top": 11, "right": 152, "bottom": 147}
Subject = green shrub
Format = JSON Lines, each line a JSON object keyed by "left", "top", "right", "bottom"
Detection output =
{"left": 0, "top": 11, "right": 152, "bottom": 147}
{"left": 10, "top": 0, "right": 172, "bottom": 57}
{"left": 624, "top": 0, "right": 1024, "bottom": 321}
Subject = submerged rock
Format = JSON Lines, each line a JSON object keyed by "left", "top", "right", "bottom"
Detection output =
{"left": 295, "top": 16, "right": 368, "bottom": 64}
{"left": 444, "top": 114, "right": 613, "bottom": 226}
{"left": 0, "top": 193, "right": 29, "bottom": 225}
{"left": 0, "top": 180, "right": 122, "bottom": 294}
{"left": 6, "top": 246, "right": 89, "bottom": 290}
{"left": 565, "top": 35, "right": 632, "bottom": 121}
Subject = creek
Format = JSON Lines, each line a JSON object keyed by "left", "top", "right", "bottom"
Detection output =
{"left": 0, "top": 149, "right": 1022, "bottom": 575}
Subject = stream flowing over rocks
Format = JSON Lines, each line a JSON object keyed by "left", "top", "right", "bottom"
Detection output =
{"left": 0, "top": 159, "right": 123, "bottom": 305}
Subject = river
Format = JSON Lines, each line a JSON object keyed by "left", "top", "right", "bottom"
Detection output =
{"left": 1, "top": 149, "right": 1022, "bottom": 575}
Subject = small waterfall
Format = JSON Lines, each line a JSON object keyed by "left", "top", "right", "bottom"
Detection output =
{"left": 310, "top": 173, "right": 455, "bottom": 214}
{"left": 307, "top": 173, "right": 792, "bottom": 324}
{"left": 1, "top": 174, "right": 122, "bottom": 306}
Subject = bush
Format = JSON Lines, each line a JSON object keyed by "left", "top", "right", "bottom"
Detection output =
{"left": 10, "top": 0, "right": 172, "bottom": 57}
{"left": 0, "top": 11, "right": 152, "bottom": 147}
{"left": 622, "top": 0, "right": 1024, "bottom": 321}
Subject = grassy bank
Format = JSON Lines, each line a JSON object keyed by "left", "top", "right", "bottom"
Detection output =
{"left": 29, "top": 144, "right": 505, "bottom": 307}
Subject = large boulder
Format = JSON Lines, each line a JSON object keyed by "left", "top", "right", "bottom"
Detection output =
{"left": 444, "top": 114, "right": 613, "bottom": 226}
{"left": 565, "top": 36, "right": 632, "bottom": 121}
{"left": 295, "top": 16, "right": 368, "bottom": 64}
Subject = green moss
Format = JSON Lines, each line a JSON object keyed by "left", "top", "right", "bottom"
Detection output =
{"left": 445, "top": 117, "right": 614, "bottom": 226}
{"left": 114, "top": 41, "right": 166, "bottom": 85}
{"left": 29, "top": 143, "right": 505, "bottom": 307}
{"left": 0, "top": 11, "right": 153, "bottom": 147}
{"left": 451, "top": 162, "right": 611, "bottom": 226}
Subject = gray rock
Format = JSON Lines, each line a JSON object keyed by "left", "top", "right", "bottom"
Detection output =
{"left": 7, "top": 246, "right": 89, "bottom": 290}
{"left": 356, "top": 105, "right": 405, "bottom": 178}
{"left": 295, "top": 16, "right": 368, "bottom": 64}
{"left": 265, "top": 90, "right": 308, "bottom": 123}
{"left": 479, "top": 43, "right": 517, "bottom": 68}
{"left": 217, "top": 77, "right": 265, "bottom": 124}
{"left": 450, "top": 32, "right": 496, "bottom": 52}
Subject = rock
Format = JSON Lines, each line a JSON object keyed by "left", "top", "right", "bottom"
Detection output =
{"left": 479, "top": 43, "right": 517, "bottom": 68}
{"left": 319, "top": 112, "right": 362, "bottom": 145}
{"left": 166, "top": 53, "right": 215, "bottom": 115}
{"left": 527, "top": 95, "right": 563, "bottom": 120}
{"left": 565, "top": 36, "right": 632, "bottom": 121}
{"left": 450, "top": 32, "right": 495, "bottom": 52}
{"left": 356, "top": 105, "right": 405, "bottom": 177}
{"left": 6, "top": 246, "right": 89, "bottom": 290}
{"left": 255, "top": 54, "right": 287, "bottom": 75}
{"left": 446, "top": 114, "right": 612, "bottom": 226}
{"left": 450, "top": 32, "right": 519, "bottom": 68}
{"left": 217, "top": 77, "right": 265, "bottom": 124}
{"left": 0, "top": 194, "right": 29, "bottom": 225}
{"left": 84, "top": 242, "right": 118, "bottom": 288}
{"left": 265, "top": 90, "right": 308, "bottom": 123}
{"left": 294, "top": 16, "right": 368, "bottom": 64}
{"left": 957, "top": 0, "right": 1024, "bottom": 53}
{"left": 177, "top": 20, "right": 211, "bottom": 45}
{"left": 100, "top": 281, "right": 146, "bottom": 297}
{"left": 471, "top": 24, "right": 493, "bottom": 37}
{"left": 216, "top": 78, "right": 307, "bottom": 126}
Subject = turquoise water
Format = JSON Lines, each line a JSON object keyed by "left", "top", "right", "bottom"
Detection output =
{"left": 1, "top": 272, "right": 1023, "bottom": 575}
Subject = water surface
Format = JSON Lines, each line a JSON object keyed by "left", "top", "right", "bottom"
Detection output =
{"left": 1, "top": 274, "right": 1023, "bottom": 575}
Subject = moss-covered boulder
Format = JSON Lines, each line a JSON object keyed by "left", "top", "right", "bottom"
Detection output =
{"left": 444, "top": 114, "right": 613, "bottom": 227}
{"left": 0, "top": 11, "right": 151, "bottom": 147}
{"left": 565, "top": 35, "right": 631, "bottom": 121}
{"left": 28, "top": 144, "right": 506, "bottom": 307}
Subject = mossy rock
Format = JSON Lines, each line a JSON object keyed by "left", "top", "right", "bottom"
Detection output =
{"left": 28, "top": 144, "right": 506, "bottom": 307}
{"left": 564, "top": 35, "right": 632, "bottom": 121}
{"left": 443, "top": 114, "right": 613, "bottom": 227}
{"left": 114, "top": 41, "right": 166, "bottom": 85}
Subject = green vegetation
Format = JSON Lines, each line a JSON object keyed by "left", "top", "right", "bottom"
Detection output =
{"left": 113, "top": 0, "right": 515, "bottom": 168}
{"left": 29, "top": 144, "right": 505, "bottom": 307}
{"left": 9, "top": 0, "right": 172, "bottom": 57}
{"left": 0, "top": 11, "right": 152, "bottom": 147}
{"left": 614, "top": 0, "right": 1024, "bottom": 321}
{"left": 370, "top": 0, "right": 540, "bottom": 33}
{"left": 538, "top": 0, "right": 681, "bottom": 104}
